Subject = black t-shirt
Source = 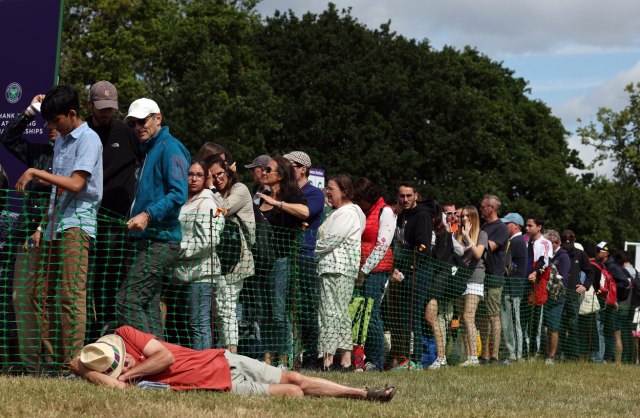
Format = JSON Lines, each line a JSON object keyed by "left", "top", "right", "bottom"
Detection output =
{"left": 261, "top": 191, "right": 306, "bottom": 259}
{"left": 482, "top": 218, "right": 509, "bottom": 286}
{"left": 506, "top": 234, "right": 528, "bottom": 297}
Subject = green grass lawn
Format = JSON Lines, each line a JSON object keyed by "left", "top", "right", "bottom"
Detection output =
{"left": 1, "top": 362, "right": 639, "bottom": 417}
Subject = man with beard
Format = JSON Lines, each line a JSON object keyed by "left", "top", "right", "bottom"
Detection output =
{"left": 388, "top": 182, "right": 432, "bottom": 369}
{"left": 86, "top": 81, "right": 140, "bottom": 338}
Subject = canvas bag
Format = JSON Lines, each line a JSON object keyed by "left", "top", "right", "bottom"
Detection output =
{"left": 579, "top": 285, "right": 601, "bottom": 315}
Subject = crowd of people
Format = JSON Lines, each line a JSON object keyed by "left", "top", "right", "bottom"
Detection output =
{"left": 1, "top": 82, "right": 640, "bottom": 388}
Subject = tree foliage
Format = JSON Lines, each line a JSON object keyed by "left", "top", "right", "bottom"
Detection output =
{"left": 56, "top": 1, "right": 638, "bottom": 248}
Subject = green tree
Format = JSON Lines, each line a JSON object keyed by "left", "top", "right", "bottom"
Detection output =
{"left": 577, "top": 82, "right": 640, "bottom": 186}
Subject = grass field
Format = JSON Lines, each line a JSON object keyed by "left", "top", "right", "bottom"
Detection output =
{"left": 1, "top": 361, "right": 639, "bottom": 417}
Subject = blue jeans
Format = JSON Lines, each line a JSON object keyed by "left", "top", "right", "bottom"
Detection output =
{"left": 362, "top": 272, "right": 388, "bottom": 370}
{"left": 268, "top": 258, "right": 291, "bottom": 356}
{"left": 188, "top": 282, "right": 212, "bottom": 350}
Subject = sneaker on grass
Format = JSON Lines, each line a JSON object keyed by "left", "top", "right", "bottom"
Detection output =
{"left": 459, "top": 358, "right": 480, "bottom": 367}
{"left": 428, "top": 357, "right": 448, "bottom": 370}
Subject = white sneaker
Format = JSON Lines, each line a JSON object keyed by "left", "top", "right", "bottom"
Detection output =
{"left": 459, "top": 358, "right": 480, "bottom": 367}
{"left": 277, "top": 364, "right": 290, "bottom": 371}
{"left": 428, "top": 357, "right": 448, "bottom": 370}
{"left": 545, "top": 357, "right": 555, "bottom": 365}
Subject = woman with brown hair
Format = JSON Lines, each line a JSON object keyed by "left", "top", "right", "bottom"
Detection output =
{"left": 255, "top": 157, "right": 308, "bottom": 369}
{"left": 316, "top": 175, "right": 366, "bottom": 371}
{"left": 455, "top": 205, "right": 487, "bottom": 366}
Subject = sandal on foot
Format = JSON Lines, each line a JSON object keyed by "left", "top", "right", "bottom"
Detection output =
{"left": 365, "top": 383, "right": 396, "bottom": 402}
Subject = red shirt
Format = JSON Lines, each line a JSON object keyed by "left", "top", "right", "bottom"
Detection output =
{"left": 115, "top": 326, "right": 232, "bottom": 391}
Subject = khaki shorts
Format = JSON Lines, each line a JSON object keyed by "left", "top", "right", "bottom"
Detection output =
{"left": 481, "top": 286, "right": 503, "bottom": 316}
{"left": 224, "top": 351, "right": 282, "bottom": 396}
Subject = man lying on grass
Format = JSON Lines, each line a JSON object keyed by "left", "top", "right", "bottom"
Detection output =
{"left": 70, "top": 325, "right": 396, "bottom": 402}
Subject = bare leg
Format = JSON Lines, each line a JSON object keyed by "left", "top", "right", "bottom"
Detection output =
{"left": 614, "top": 330, "right": 623, "bottom": 365}
{"left": 340, "top": 350, "right": 352, "bottom": 367}
{"left": 464, "top": 295, "right": 480, "bottom": 357}
{"left": 322, "top": 353, "right": 334, "bottom": 368}
{"left": 278, "top": 371, "right": 394, "bottom": 400}
{"left": 425, "top": 299, "right": 445, "bottom": 358}
{"left": 547, "top": 331, "right": 558, "bottom": 358}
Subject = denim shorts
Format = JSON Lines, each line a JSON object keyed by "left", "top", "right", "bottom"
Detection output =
{"left": 543, "top": 299, "right": 565, "bottom": 331}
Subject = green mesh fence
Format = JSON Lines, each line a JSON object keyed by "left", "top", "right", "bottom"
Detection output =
{"left": 1, "top": 188, "right": 639, "bottom": 375}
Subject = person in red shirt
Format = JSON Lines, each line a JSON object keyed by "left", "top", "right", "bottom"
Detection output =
{"left": 70, "top": 326, "right": 396, "bottom": 402}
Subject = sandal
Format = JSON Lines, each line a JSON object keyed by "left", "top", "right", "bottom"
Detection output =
{"left": 365, "top": 383, "right": 397, "bottom": 403}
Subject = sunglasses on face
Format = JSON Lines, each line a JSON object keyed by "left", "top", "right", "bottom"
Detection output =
{"left": 444, "top": 211, "right": 456, "bottom": 216}
{"left": 188, "top": 172, "right": 206, "bottom": 179}
{"left": 264, "top": 166, "right": 277, "bottom": 174}
{"left": 127, "top": 113, "right": 155, "bottom": 128}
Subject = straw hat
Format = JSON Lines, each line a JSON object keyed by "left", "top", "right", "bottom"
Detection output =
{"left": 79, "top": 334, "right": 126, "bottom": 378}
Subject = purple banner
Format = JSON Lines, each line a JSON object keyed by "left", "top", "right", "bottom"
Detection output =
{"left": 0, "top": 0, "right": 63, "bottom": 186}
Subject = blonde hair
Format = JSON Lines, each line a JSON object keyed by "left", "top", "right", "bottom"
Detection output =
{"left": 458, "top": 205, "right": 480, "bottom": 245}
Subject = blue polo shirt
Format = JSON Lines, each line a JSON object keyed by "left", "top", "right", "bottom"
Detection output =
{"left": 45, "top": 122, "right": 103, "bottom": 240}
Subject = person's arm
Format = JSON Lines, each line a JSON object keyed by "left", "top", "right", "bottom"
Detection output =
{"left": 117, "top": 338, "right": 175, "bottom": 383}
{"left": 129, "top": 145, "right": 189, "bottom": 232}
{"left": 361, "top": 207, "right": 396, "bottom": 275}
{"left": 15, "top": 169, "right": 88, "bottom": 193}
{"left": 222, "top": 183, "right": 251, "bottom": 216}
{"left": 452, "top": 234, "right": 464, "bottom": 256}
{"left": 69, "top": 357, "right": 127, "bottom": 389}
{"left": 316, "top": 209, "right": 355, "bottom": 255}
{"left": 0, "top": 95, "right": 45, "bottom": 164}
{"left": 578, "top": 251, "right": 593, "bottom": 293}
{"left": 557, "top": 254, "right": 571, "bottom": 285}
{"left": 256, "top": 192, "right": 309, "bottom": 219}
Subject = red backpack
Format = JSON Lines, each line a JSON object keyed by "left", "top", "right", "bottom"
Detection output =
{"left": 589, "top": 261, "right": 617, "bottom": 306}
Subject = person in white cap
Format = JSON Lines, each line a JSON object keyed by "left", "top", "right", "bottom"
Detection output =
{"left": 70, "top": 325, "right": 397, "bottom": 402}
{"left": 85, "top": 81, "right": 141, "bottom": 340}
{"left": 115, "top": 98, "right": 190, "bottom": 338}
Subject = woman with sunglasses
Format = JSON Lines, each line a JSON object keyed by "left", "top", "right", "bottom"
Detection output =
{"left": 255, "top": 157, "right": 308, "bottom": 369}
{"left": 316, "top": 175, "right": 366, "bottom": 371}
{"left": 206, "top": 155, "right": 256, "bottom": 354}
{"left": 455, "top": 205, "right": 488, "bottom": 366}
{"left": 173, "top": 159, "right": 225, "bottom": 350}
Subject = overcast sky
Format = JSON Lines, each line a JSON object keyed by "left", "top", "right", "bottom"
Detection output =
{"left": 256, "top": 0, "right": 640, "bottom": 175}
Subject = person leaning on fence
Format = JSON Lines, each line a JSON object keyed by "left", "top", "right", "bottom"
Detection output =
{"left": 424, "top": 200, "right": 463, "bottom": 370}
{"left": 116, "top": 98, "right": 190, "bottom": 338}
{"left": 499, "top": 213, "right": 528, "bottom": 362}
{"left": 1, "top": 94, "right": 58, "bottom": 374}
{"left": 557, "top": 230, "right": 593, "bottom": 362}
{"left": 353, "top": 177, "right": 396, "bottom": 372}
{"left": 208, "top": 155, "right": 256, "bottom": 353}
{"left": 316, "top": 175, "right": 366, "bottom": 371}
{"left": 283, "top": 151, "right": 326, "bottom": 370}
{"left": 255, "top": 157, "right": 309, "bottom": 369}
{"left": 613, "top": 251, "right": 637, "bottom": 363}
{"left": 454, "top": 205, "right": 487, "bottom": 367}
{"left": 388, "top": 182, "right": 433, "bottom": 370}
{"left": 478, "top": 195, "right": 509, "bottom": 365}
{"left": 69, "top": 325, "right": 396, "bottom": 402}
{"left": 544, "top": 230, "right": 570, "bottom": 364}
{"left": 173, "top": 159, "right": 224, "bottom": 351}
{"left": 522, "top": 215, "right": 552, "bottom": 357}
{"left": 85, "top": 80, "right": 141, "bottom": 341}
{"left": 603, "top": 247, "right": 633, "bottom": 365}
{"left": 15, "top": 85, "right": 103, "bottom": 370}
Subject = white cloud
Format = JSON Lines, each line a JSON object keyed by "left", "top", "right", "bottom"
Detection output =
{"left": 257, "top": 0, "right": 640, "bottom": 55}
{"left": 559, "top": 60, "right": 640, "bottom": 126}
